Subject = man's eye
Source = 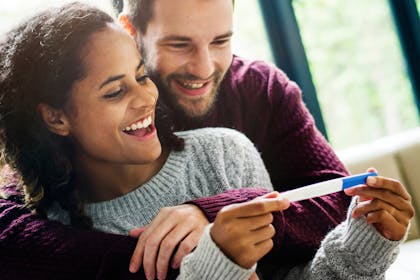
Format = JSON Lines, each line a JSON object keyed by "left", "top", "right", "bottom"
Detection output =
{"left": 136, "top": 74, "right": 149, "bottom": 85}
{"left": 104, "top": 88, "right": 124, "bottom": 99}
{"left": 168, "top": 43, "right": 189, "bottom": 49}
{"left": 212, "top": 39, "right": 230, "bottom": 46}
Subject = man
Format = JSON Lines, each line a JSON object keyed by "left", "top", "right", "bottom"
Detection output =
{"left": 117, "top": 0, "right": 350, "bottom": 277}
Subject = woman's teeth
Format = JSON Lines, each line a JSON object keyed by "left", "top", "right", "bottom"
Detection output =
{"left": 182, "top": 82, "right": 205, "bottom": 89}
{"left": 123, "top": 116, "right": 152, "bottom": 132}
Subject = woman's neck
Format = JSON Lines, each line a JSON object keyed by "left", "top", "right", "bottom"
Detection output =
{"left": 74, "top": 148, "right": 170, "bottom": 203}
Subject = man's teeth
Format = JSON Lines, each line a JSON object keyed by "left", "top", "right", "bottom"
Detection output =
{"left": 123, "top": 116, "right": 152, "bottom": 132}
{"left": 182, "top": 82, "right": 205, "bottom": 89}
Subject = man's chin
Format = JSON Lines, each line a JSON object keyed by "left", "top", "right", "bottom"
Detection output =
{"left": 173, "top": 98, "right": 216, "bottom": 121}
{"left": 178, "top": 103, "right": 212, "bottom": 119}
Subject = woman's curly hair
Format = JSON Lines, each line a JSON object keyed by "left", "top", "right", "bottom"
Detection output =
{"left": 0, "top": 1, "right": 183, "bottom": 229}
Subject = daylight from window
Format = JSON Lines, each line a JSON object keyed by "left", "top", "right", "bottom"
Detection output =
{"left": 0, "top": 0, "right": 273, "bottom": 64}
{"left": 293, "top": 0, "right": 419, "bottom": 149}
{"left": 1, "top": 0, "right": 418, "bottom": 150}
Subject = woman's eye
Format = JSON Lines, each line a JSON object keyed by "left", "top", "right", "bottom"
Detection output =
{"left": 136, "top": 74, "right": 149, "bottom": 85}
{"left": 104, "top": 88, "right": 124, "bottom": 99}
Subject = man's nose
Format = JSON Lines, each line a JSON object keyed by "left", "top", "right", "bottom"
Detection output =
{"left": 186, "top": 47, "right": 215, "bottom": 79}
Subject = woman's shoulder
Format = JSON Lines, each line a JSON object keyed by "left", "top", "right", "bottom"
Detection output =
{"left": 175, "top": 127, "right": 255, "bottom": 151}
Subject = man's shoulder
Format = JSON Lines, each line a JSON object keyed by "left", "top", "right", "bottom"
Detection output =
{"left": 227, "top": 55, "right": 289, "bottom": 83}
{"left": 221, "top": 55, "right": 296, "bottom": 99}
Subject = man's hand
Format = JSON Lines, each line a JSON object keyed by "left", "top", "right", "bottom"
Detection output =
{"left": 344, "top": 168, "right": 415, "bottom": 241}
{"left": 129, "top": 204, "right": 209, "bottom": 280}
{"left": 210, "top": 192, "right": 290, "bottom": 269}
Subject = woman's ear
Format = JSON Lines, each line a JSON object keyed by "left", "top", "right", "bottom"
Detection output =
{"left": 37, "top": 103, "right": 70, "bottom": 136}
{"left": 118, "top": 13, "right": 136, "bottom": 37}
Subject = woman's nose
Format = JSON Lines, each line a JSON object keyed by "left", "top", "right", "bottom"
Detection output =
{"left": 130, "top": 81, "right": 158, "bottom": 110}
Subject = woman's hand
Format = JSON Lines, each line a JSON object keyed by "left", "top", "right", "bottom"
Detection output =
{"left": 129, "top": 204, "right": 209, "bottom": 280}
{"left": 344, "top": 168, "right": 415, "bottom": 241}
{"left": 210, "top": 192, "right": 290, "bottom": 269}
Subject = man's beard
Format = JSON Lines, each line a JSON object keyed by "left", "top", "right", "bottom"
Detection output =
{"left": 148, "top": 69, "right": 224, "bottom": 124}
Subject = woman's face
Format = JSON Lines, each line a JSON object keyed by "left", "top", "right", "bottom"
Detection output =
{"left": 63, "top": 23, "right": 161, "bottom": 167}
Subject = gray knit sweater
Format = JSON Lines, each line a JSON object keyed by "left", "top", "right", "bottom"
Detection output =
{"left": 48, "top": 128, "right": 402, "bottom": 279}
{"left": 48, "top": 128, "right": 272, "bottom": 278}
{"left": 180, "top": 197, "right": 403, "bottom": 280}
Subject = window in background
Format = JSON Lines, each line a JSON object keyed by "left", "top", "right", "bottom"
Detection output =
{"left": 232, "top": 0, "right": 274, "bottom": 63}
{"left": 417, "top": 0, "right": 420, "bottom": 16}
{"left": 293, "top": 0, "right": 419, "bottom": 149}
{"left": 0, "top": 0, "right": 273, "bottom": 64}
{"left": 0, "top": 1, "right": 114, "bottom": 35}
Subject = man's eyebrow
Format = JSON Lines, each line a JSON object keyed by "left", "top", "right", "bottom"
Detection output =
{"left": 99, "top": 60, "right": 144, "bottom": 89}
{"left": 159, "top": 31, "right": 233, "bottom": 43}
{"left": 159, "top": 35, "right": 191, "bottom": 42}
{"left": 214, "top": 31, "right": 233, "bottom": 40}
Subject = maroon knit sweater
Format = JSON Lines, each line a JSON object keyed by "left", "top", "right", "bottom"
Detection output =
{"left": 0, "top": 56, "right": 350, "bottom": 279}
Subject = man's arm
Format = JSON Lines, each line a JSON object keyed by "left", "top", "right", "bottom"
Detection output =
{"left": 227, "top": 58, "right": 351, "bottom": 262}
{"left": 0, "top": 183, "right": 178, "bottom": 280}
{"left": 186, "top": 187, "right": 348, "bottom": 264}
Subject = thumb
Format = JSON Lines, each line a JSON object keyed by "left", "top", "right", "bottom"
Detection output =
{"left": 254, "top": 191, "right": 280, "bottom": 200}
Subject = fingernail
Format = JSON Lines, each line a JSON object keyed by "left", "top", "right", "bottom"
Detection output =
{"left": 172, "top": 261, "right": 179, "bottom": 269}
{"left": 351, "top": 211, "right": 359, "bottom": 219}
{"left": 129, "top": 263, "right": 136, "bottom": 273}
{"left": 367, "top": 176, "right": 377, "bottom": 186}
{"left": 344, "top": 188, "right": 355, "bottom": 194}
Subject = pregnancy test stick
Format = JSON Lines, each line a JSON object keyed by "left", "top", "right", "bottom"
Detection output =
{"left": 278, "top": 172, "right": 378, "bottom": 202}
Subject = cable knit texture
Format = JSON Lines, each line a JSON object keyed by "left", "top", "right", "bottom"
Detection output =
{"left": 179, "top": 197, "right": 403, "bottom": 280}
{"left": 281, "top": 197, "right": 404, "bottom": 279}
{"left": 179, "top": 224, "right": 256, "bottom": 280}
{"left": 48, "top": 128, "right": 272, "bottom": 234}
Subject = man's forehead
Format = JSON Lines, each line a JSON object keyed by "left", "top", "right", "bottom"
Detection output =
{"left": 149, "top": 0, "right": 233, "bottom": 35}
{"left": 151, "top": 0, "right": 233, "bottom": 23}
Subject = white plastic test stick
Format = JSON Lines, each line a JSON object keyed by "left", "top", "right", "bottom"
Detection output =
{"left": 278, "top": 172, "right": 378, "bottom": 202}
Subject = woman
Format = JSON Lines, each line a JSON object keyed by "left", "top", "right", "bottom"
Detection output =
{"left": 0, "top": 2, "right": 275, "bottom": 279}
{"left": 0, "top": 2, "right": 413, "bottom": 280}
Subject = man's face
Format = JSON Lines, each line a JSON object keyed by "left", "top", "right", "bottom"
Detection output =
{"left": 140, "top": 0, "right": 234, "bottom": 119}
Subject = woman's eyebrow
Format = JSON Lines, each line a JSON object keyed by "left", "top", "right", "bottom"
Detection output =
{"left": 136, "top": 59, "right": 145, "bottom": 70}
{"left": 98, "top": 60, "right": 145, "bottom": 90}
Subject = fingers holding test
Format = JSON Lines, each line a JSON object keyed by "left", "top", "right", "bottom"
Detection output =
{"left": 366, "top": 175, "right": 411, "bottom": 201}
{"left": 365, "top": 209, "right": 407, "bottom": 240}
{"left": 353, "top": 199, "right": 412, "bottom": 226}
{"left": 220, "top": 196, "right": 289, "bottom": 219}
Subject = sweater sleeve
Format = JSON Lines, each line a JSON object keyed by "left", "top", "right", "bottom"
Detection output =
{"left": 282, "top": 197, "right": 402, "bottom": 280}
{"left": 177, "top": 224, "right": 256, "bottom": 280}
{"left": 0, "top": 188, "right": 179, "bottom": 280}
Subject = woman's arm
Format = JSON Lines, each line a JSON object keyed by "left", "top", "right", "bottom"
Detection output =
{"left": 285, "top": 172, "right": 414, "bottom": 279}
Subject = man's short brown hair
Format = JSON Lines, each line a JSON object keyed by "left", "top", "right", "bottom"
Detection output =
{"left": 123, "top": 0, "right": 235, "bottom": 34}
